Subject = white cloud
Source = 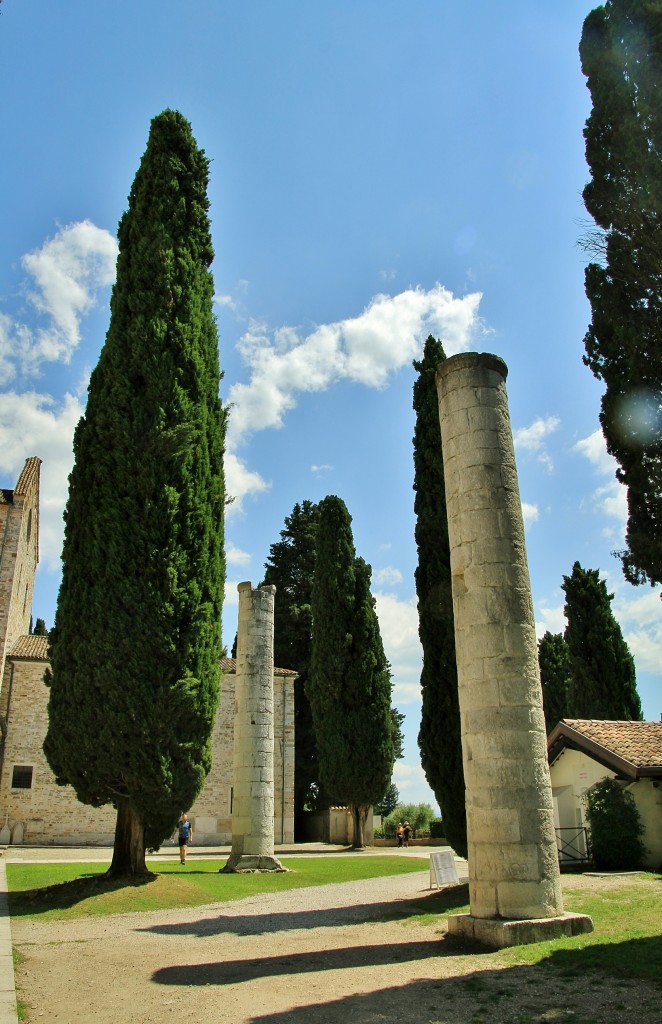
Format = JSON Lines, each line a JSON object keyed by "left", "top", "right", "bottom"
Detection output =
{"left": 0, "top": 389, "right": 84, "bottom": 570}
{"left": 375, "top": 566, "right": 403, "bottom": 587}
{"left": 311, "top": 463, "right": 333, "bottom": 477}
{"left": 226, "top": 544, "right": 251, "bottom": 567}
{"left": 574, "top": 429, "right": 615, "bottom": 475}
{"left": 374, "top": 590, "right": 422, "bottom": 702}
{"left": 535, "top": 601, "right": 565, "bottom": 638}
{"left": 224, "top": 451, "right": 270, "bottom": 516}
{"left": 513, "top": 415, "right": 560, "bottom": 471}
{"left": 612, "top": 587, "right": 662, "bottom": 676}
{"left": 224, "top": 581, "right": 241, "bottom": 607}
{"left": 17, "top": 221, "right": 117, "bottom": 377}
{"left": 521, "top": 502, "right": 539, "bottom": 526}
{"left": 392, "top": 761, "right": 438, "bottom": 808}
{"left": 575, "top": 429, "right": 627, "bottom": 531}
{"left": 226, "top": 285, "right": 484, "bottom": 448}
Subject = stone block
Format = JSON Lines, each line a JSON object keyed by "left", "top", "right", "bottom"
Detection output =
{"left": 447, "top": 912, "right": 593, "bottom": 949}
{"left": 495, "top": 879, "right": 564, "bottom": 919}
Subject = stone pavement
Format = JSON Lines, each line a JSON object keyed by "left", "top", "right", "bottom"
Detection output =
{"left": 0, "top": 842, "right": 459, "bottom": 1024}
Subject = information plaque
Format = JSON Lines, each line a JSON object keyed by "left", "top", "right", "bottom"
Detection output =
{"left": 429, "top": 848, "right": 459, "bottom": 889}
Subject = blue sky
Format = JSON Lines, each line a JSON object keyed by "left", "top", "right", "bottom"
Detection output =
{"left": 1, "top": 2, "right": 660, "bottom": 811}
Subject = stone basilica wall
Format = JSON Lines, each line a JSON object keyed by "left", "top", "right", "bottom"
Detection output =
{"left": 0, "top": 642, "right": 295, "bottom": 847}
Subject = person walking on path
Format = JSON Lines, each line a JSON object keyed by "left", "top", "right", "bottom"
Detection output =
{"left": 402, "top": 822, "right": 411, "bottom": 848}
{"left": 396, "top": 822, "right": 404, "bottom": 848}
{"left": 178, "top": 813, "right": 193, "bottom": 864}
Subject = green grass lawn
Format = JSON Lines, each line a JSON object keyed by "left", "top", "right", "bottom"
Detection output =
{"left": 402, "top": 873, "right": 662, "bottom": 985}
{"left": 7, "top": 854, "right": 426, "bottom": 921}
{"left": 8, "top": 860, "right": 661, "bottom": 989}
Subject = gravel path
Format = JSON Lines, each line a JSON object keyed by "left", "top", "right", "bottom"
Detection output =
{"left": 12, "top": 869, "right": 661, "bottom": 1024}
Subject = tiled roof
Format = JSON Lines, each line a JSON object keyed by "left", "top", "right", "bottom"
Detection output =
{"left": 548, "top": 719, "right": 662, "bottom": 777}
{"left": 7, "top": 643, "right": 297, "bottom": 677}
{"left": 0, "top": 489, "right": 13, "bottom": 505}
{"left": 9, "top": 635, "right": 49, "bottom": 660}
{"left": 13, "top": 456, "right": 41, "bottom": 497}
{"left": 221, "top": 656, "right": 297, "bottom": 678}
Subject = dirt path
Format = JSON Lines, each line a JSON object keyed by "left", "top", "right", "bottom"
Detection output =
{"left": 12, "top": 872, "right": 660, "bottom": 1024}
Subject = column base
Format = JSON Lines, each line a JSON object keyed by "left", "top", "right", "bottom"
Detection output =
{"left": 447, "top": 911, "right": 593, "bottom": 949}
{"left": 221, "top": 853, "right": 288, "bottom": 873}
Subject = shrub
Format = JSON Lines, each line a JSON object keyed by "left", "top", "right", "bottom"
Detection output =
{"left": 383, "top": 802, "right": 437, "bottom": 838}
{"left": 429, "top": 818, "right": 445, "bottom": 838}
{"left": 584, "top": 778, "right": 647, "bottom": 870}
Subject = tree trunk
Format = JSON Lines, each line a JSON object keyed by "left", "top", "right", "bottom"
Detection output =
{"left": 106, "top": 800, "right": 148, "bottom": 877}
{"left": 351, "top": 805, "right": 369, "bottom": 849}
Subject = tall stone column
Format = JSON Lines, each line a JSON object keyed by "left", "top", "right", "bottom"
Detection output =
{"left": 223, "top": 582, "right": 285, "bottom": 872}
{"left": 436, "top": 353, "right": 591, "bottom": 947}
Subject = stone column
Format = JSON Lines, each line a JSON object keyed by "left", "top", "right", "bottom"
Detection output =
{"left": 436, "top": 353, "right": 591, "bottom": 947}
{"left": 223, "top": 582, "right": 285, "bottom": 872}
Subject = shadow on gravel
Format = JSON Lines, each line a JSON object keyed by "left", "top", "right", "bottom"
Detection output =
{"left": 239, "top": 964, "right": 655, "bottom": 1024}
{"left": 151, "top": 935, "right": 485, "bottom": 987}
{"left": 138, "top": 883, "right": 470, "bottom": 938}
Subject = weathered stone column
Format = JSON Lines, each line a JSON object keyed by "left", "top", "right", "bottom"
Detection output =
{"left": 223, "top": 582, "right": 285, "bottom": 872}
{"left": 436, "top": 353, "right": 592, "bottom": 947}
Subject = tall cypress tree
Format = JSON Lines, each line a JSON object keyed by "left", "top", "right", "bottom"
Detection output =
{"left": 44, "top": 110, "right": 226, "bottom": 876}
{"left": 580, "top": 0, "right": 662, "bottom": 588}
{"left": 307, "top": 495, "right": 394, "bottom": 848}
{"left": 413, "top": 336, "right": 467, "bottom": 857}
{"left": 261, "top": 500, "right": 325, "bottom": 830}
{"left": 538, "top": 631, "right": 571, "bottom": 733}
{"left": 562, "top": 562, "right": 642, "bottom": 721}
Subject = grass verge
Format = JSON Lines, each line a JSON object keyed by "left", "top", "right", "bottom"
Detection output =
{"left": 7, "top": 855, "right": 426, "bottom": 921}
{"left": 400, "top": 873, "right": 662, "bottom": 985}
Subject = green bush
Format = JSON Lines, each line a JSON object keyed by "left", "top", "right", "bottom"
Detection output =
{"left": 383, "top": 802, "right": 437, "bottom": 838}
{"left": 429, "top": 818, "right": 445, "bottom": 838}
{"left": 584, "top": 778, "right": 647, "bottom": 870}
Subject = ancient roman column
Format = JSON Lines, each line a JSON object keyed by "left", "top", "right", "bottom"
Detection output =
{"left": 223, "top": 582, "right": 284, "bottom": 872}
{"left": 436, "top": 353, "right": 591, "bottom": 946}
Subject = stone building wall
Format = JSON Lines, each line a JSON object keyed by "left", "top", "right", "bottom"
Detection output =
{"left": 0, "top": 641, "right": 295, "bottom": 846}
{"left": 0, "top": 637, "right": 116, "bottom": 844}
{"left": 189, "top": 656, "right": 296, "bottom": 845}
{"left": 0, "top": 458, "right": 41, "bottom": 693}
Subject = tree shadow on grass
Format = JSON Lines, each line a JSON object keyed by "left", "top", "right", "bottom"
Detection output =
{"left": 138, "top": 882, "right": 470, "bottom": 939}
{"left": 542, "top": 933, "right": 662, "bottom": 984}
{"left": 8, "top": 871, "right": 158, "bottom": 918}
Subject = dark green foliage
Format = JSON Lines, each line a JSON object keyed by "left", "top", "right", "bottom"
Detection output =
{"left": 584, "top": 778, "right": 646, "bottom": 869}
{"left": 31, "top": 618, "right": 48, "bottom": 637}
{"left": 44, "top": 110, "right": 226, "bottom": 867}
{"left": 562, "top": 561, "right": 642, "bottom": 720}
{"left": 429, "top": 818, "right": 445, "bottom": 839}
{"left": 307, "top": 495, "right": 394, "bottom": 846}
{"left": 390, "top": 707, "right": 405, "bottom": 761}
{"left": 375, "top": 782, "right": 400, "bottom": 817}
{"left": 261, "top": 501, "right": 326, "bottom": 822}
{"left": 580, "top": 0, "right": 662, "bottom": 588}
{"left": 413, "top": 335, "right": 467, "bottom": 858}
{"left": 538, "top": 631, "right": 571, "bottom": 733}
{"left": 262, "top": 499, "right": 404, "bottom": 830}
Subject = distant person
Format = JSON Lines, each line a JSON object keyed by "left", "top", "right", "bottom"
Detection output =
{"left": 178, "top": 813, "right": 193, "bottom": 864}
{"left": 396, "top": 822, "right": 404, "bottom": 847}
{"left": 403, "top": 821, "right": 412, "bottom": 848}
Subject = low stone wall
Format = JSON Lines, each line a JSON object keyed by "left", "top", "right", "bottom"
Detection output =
{"left": 372, "top": 837, "right": 449, "bottom": 847}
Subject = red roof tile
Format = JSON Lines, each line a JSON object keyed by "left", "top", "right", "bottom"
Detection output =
{"left": 549, "top": 719, "right": 662, "bottom": 775}
{"left": 9, "top": 635, "right": 49, "bottom": 660}
{"left": 7, "top": 643, "right": 297, "bottom": 677}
